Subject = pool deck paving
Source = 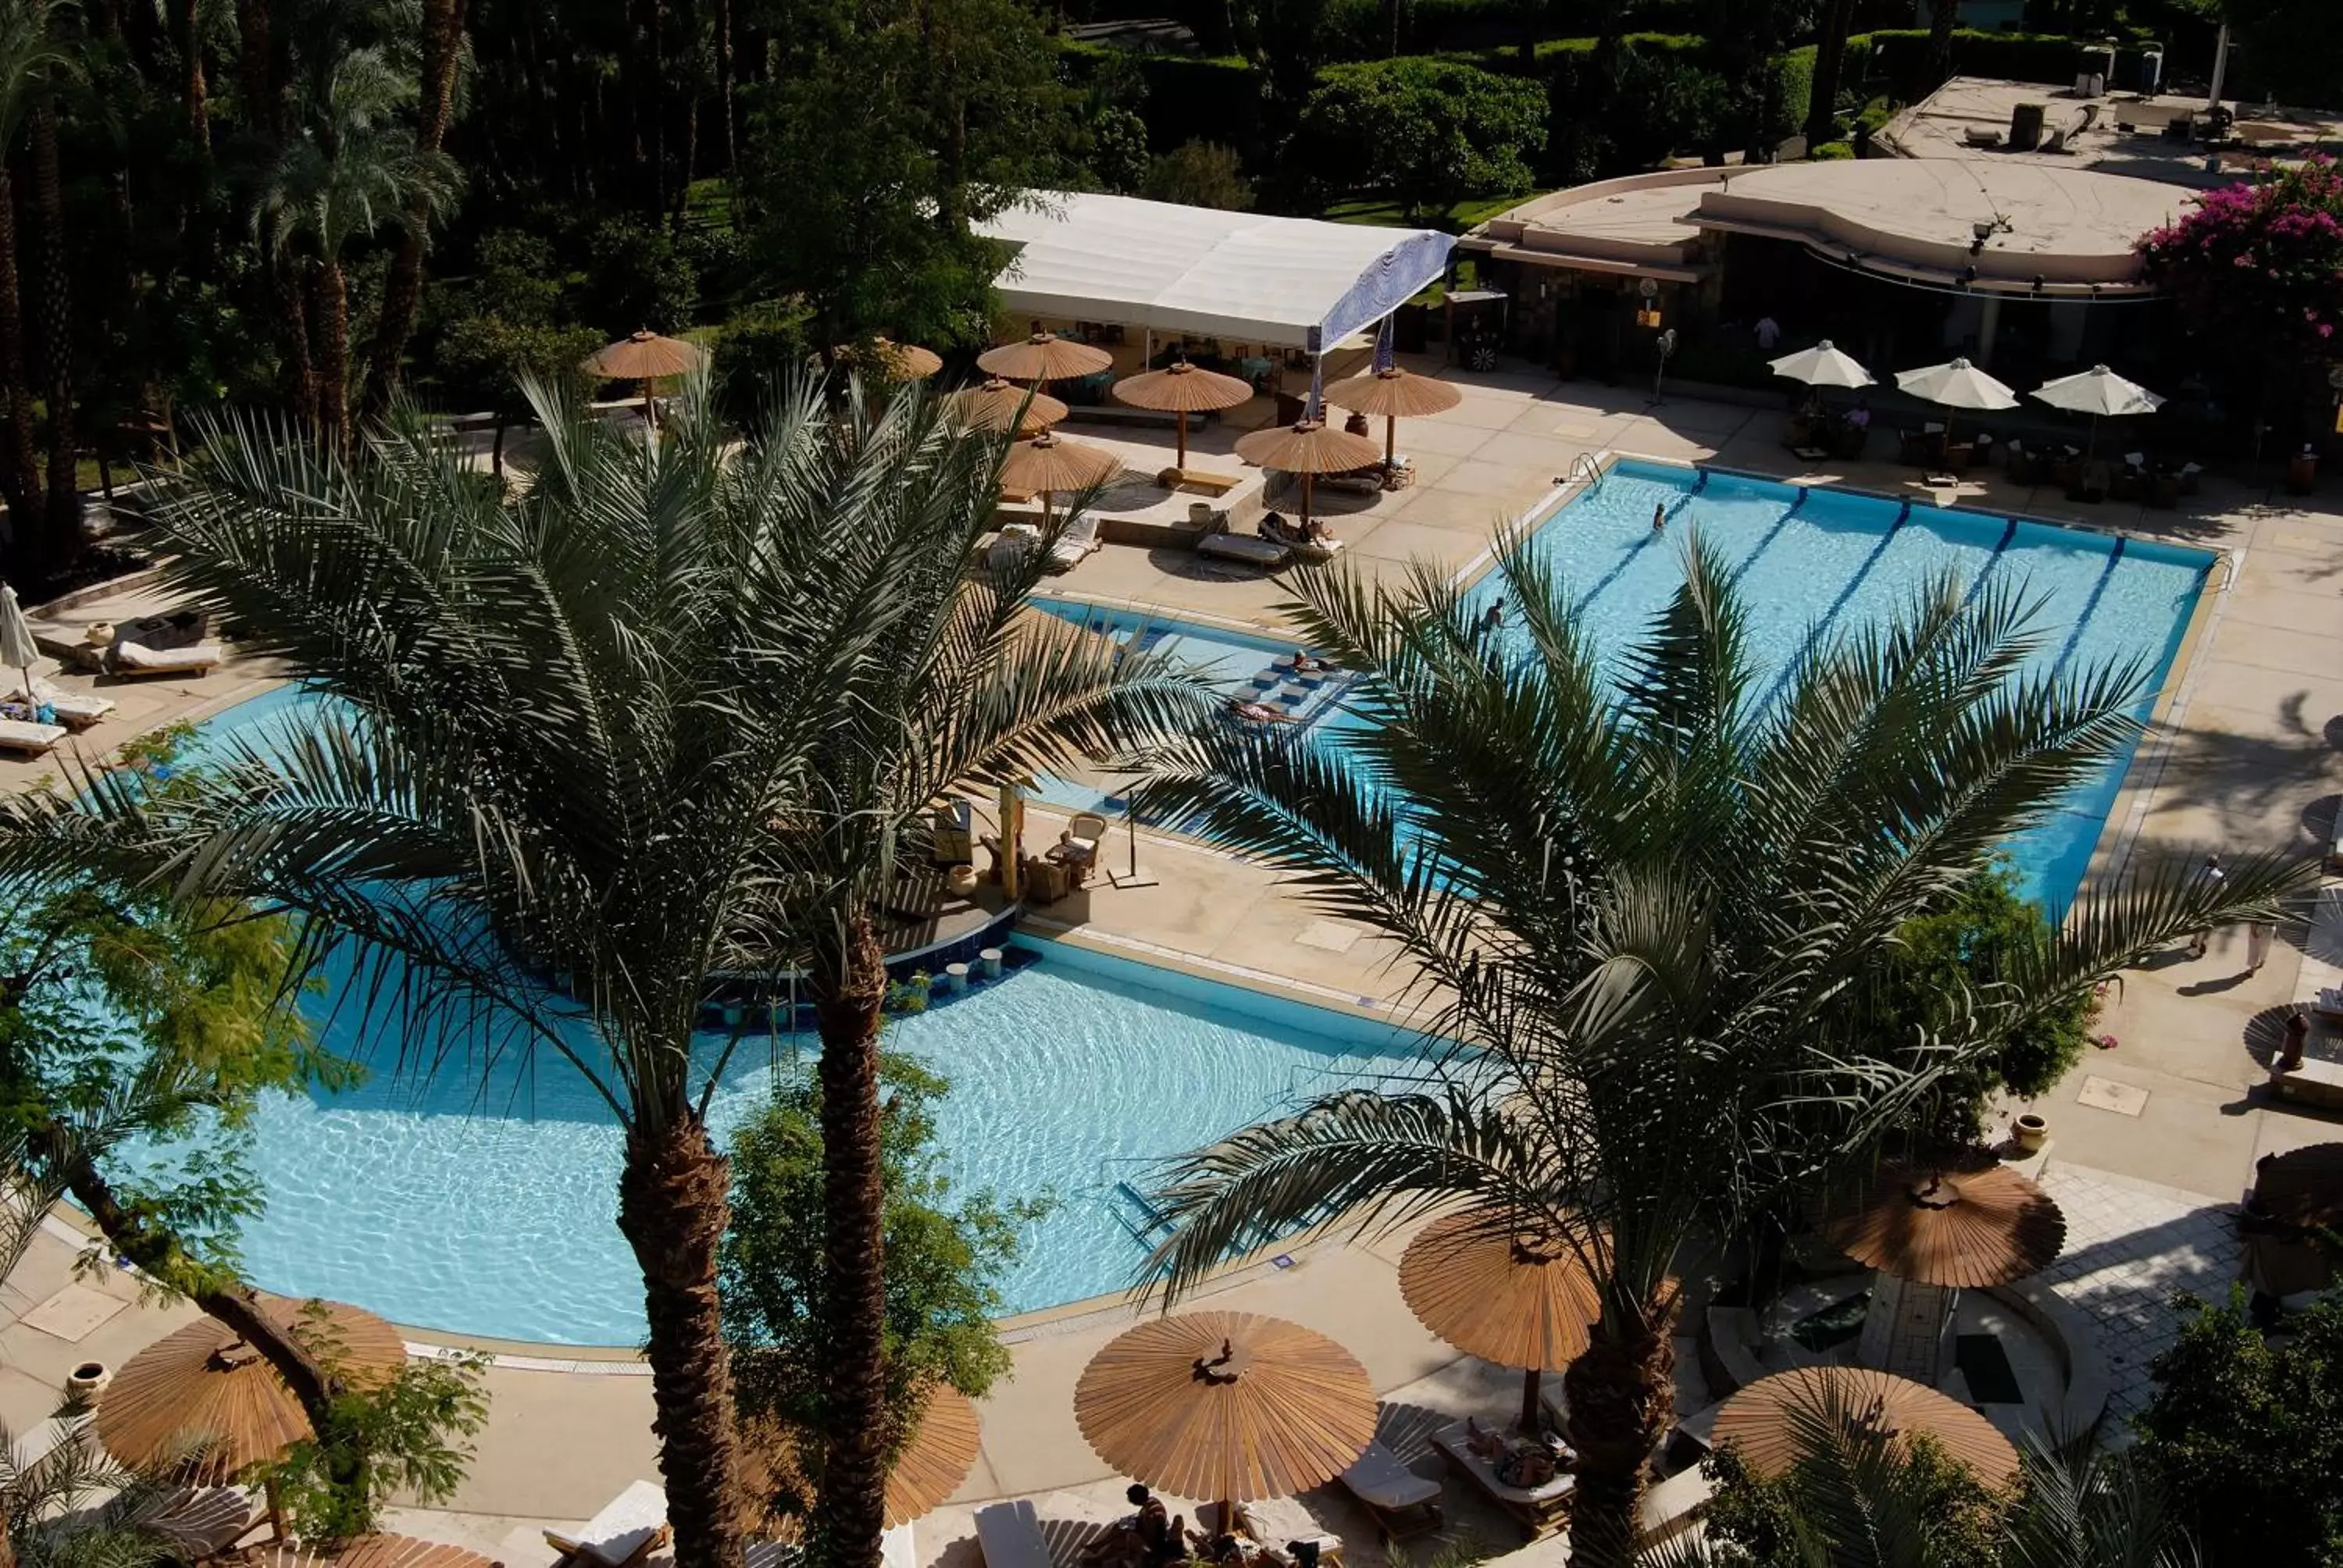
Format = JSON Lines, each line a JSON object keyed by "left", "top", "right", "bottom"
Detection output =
{"left": 1, "top": 358, "right": 2339, "bottom": 1557}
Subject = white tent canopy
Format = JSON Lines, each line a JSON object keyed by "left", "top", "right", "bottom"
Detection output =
{"left": 978, "top": 191, "right": 1457, "bottom": 352}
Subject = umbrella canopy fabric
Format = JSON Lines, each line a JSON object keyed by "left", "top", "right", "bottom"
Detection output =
{"left": 260, "top": 1538, "right": 501, "bottom": 1568}
{"left": 583, "top": 331, "right": 709, "bottom": 382}
{"left": 1397, "top": 1213, "right": 1598, "bottom": 1373}
{"left": 1321, "top": 367, "right": 1465, "bottom": 419}
{"left": 951, "top": 378, "right": 1069, "bottom": 436}
{"left": 1072, "top": 1310, "right": 1377, "bottom": 1506}
{"left": 1821, "top": 1158, "right": 2067, "bottom": 1290}
{"left": 1714, "top": 1367, "right": 2019, "bottom": 1489}
{"left": 977, "top": 332, "right": 1114, "bottom": 383}
{"left": 1893, "top": 358, "right": 2018, "bottom": 412}
{"left": 886, "top": 1384, "right": 982, "bottom": 1526}
{"left": 98, "top": 1298, "right": 405, "bottom": 1480}
{"left": 0, "top": 583, "right": 39, "bottom": 672}
{"left": 1113, "top": 362, "right": 1255, "bottom": 416}
{"left": 1767, "top": 340, "right": 1875, "bottom": 390}
{"left": 1234, "top": 420, "right": 1383, "bottom": 476}
{"left": 2031, "top": 365, "right": 2164, "bottom": 419}
{"left": 999, "top": 432, "right": 1122, "bottom": 496}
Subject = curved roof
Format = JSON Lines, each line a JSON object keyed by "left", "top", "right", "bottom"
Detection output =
{"left": 979, "top": 191, "right": 1455, "bottom": 349}
{"left": 1693, "top": 159, "right": 2190, "bottom": 295}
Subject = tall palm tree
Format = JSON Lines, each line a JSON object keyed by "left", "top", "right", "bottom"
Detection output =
{"left": 0, "top": 0, "right": 77, "bottom": 578}
{"left": 0, "top": 374, "right": 1208, "bottom": 1568}
{"left": 1139, "top": 530, "right": 2307, "bottom": 1568}
{"left": 255, "top": 46, "right": 459, "bottom": 454}
{"left": 359, "top": 0, "right": 469, "bottom": 410}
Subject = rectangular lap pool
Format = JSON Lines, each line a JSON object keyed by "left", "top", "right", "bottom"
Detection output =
{"left": 1044, "top": 459, "right": 2216, "bottom": 913}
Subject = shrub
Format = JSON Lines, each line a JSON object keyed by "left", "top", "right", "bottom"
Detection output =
{"left": 1809, "top": 138, "right": 1854, "bottom": 159}
{"left": 581, "top": 218, "right": 700, "bottom": 335}
{"left": 1142, "top": 140, "right": 1254, "bottom": 209}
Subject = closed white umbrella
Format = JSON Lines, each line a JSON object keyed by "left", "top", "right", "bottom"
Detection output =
{"left": 1894, "top": 357, "right": 2018, "bottom": 459}
{"left": 0, "top": 583, "right": 39, "bottom": 712}
{"left": 2031, "top": 365, "right": 2164, "bottom": 463}
{"left": 1768, "top": 340, "right": 1874, "bottom": 390}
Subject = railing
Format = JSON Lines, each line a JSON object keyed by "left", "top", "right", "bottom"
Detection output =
{"left": 1566, "top": 452, "right": 1605, "bottom": 492}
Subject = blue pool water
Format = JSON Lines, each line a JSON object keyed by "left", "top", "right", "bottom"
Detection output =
{"left": 1044, "top": 461, "right": 2212, "bottom": 912}
{"left": 124, "top": 690, "right": 1420, "bottom": 1345}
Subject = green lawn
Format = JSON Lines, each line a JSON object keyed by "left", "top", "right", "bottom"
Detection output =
{"left": 1321, "top": 191, "right": 1545, "bottom": 230}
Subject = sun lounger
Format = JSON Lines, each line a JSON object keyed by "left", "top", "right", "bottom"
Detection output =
{"left": 1337, "top": 1439, "right": 1443, "bottom": 1538}
{"left": 1047, "top": 512, "right": 1102, "bottom": 573}
{"left": 1432, "top": 1421, "right": 1574, "bottom": 1536}
{"left": 975, "top": 1499, "right": 1054, "bottom": 1568}
{"left": 1196, "top": 533, "right": 1289, "bottom": 568}
{"left": 4, "top": 675, "right": 113, "bottom": 729}
{"left": 545, "top": 1478, "right": 671, "bottom": 1568}
{"left": 989, "top": 522, "right": 1041, "bottom": 571}
{"left": 881, "top": 1523, "right": 916, "bottom": 1568}
{"left": 0, "top": 718, "right": 66, "bottom": 755}
{"left": 1198, "top": 1499, "right": 1343, "bottom": 1567}
{"left": 1161, "top": 466, "right": 1241, "bottom": 496}
{"left": 136, "top": 1485, "right": 259, "bottom": 1559}
{"left": 109, "top": 639, "right": 223, "bottom": 677}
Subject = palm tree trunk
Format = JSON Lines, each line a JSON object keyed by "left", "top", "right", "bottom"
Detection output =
{"left": 276, "top": 262, "right": 316, "bottom": 427}
{"left": 169, "top": 0, "right": 210, "bottom": 154}
{"left": 360, "top": 0, "right": 466, "bottom": 411}
{"left": 808, "top": 907, "right": 890, "bottom": 1568}
{"left": 234, "top": 0, "right": 276, "bottom": 135}
{"left": 1559, "top": 1290, "right": 1679, "bottom": 1568}
{"left": 615, "top": 1112, "right": 749, "bottom": 1568}
{"left": 1926, "top": 0, "right": 1959, "bottom": 89}
{"left": 30, "top": 105, "right": 77, "bottom": 566}
{"left": 0, "top": 171, "right": 44, "bottom": 551}
{"left": 715, "top": 0, "right": 736, "bottom": 169}
{"left": 56, "top": 1143, "right": 338, "bottom": 1424}
{"left": 1803, "top": 0, "right": 1854, "bottom": 149}
{"left": 316, "top": 258, "right": 350, "bottom": 456}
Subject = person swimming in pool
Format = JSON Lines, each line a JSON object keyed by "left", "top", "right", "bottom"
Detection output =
{"left": 1653, "top": 502, "right": 1667, "bottom": 531}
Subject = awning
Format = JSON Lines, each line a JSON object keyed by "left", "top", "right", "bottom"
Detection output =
{"left": 979, "top": 191, "right": 1456, "bottom": 352}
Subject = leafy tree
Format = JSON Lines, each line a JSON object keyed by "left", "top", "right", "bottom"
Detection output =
{"left": 259, "top": 1338, "right": 491, "bottom": 1540}
{"left": 0, "top": 375, "right": 1207, "bottom": 1568}
{"left": 430, "top": 230, "right": 600, "bottom": 469}
{"left": 2134, "top": 1286, "right": 2343, "bottom": 1566}
{"left": 722, "top": 1053, "right": 1045, "bottom": 1523}
{"left": 1290, "top": 59, "right": 1546, "bottom": 223}
{"left": 2207, "top": 0, "right": 2343, "bottom": 110}
{"left": 1867, "top": 861, "right": 2099, "bottom": 1146}
{"left": 1142, "top": 141, "right": 1254, "bottom": 211}
{"left": 1138, "top": 533, "right": 2310, "bottom": 1568}
{"left": 582, "top": 216, "right": 701, "bottom": 337}
{"left": 2137, "top": 158, "right": 2343, "bottom": 434}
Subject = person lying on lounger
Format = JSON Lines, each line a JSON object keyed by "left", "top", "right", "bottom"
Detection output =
{"left": 1229, "top": 699, "right": 1298, "bottom": 724}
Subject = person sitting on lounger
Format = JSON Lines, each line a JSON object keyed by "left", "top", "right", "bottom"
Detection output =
{"left": 1229, "top": 699, "right": 1297, "bottom": 725}
{"left": 1128, "top": 1486, "right": 1188, "bottom": 1568}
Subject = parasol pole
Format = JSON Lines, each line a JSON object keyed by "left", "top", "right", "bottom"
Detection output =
{"left": 1176, "top": 410, "right": 1189, "bottom": 470}
{"left": 1385, "top": 413, "right": 1397, "bottom": 469}
{"left": 641, "top": 376, "right": 656, "bottom": 430}
{"left": 1301, "top": 470, "right": 1314, "bottom": 534}
{"left": 1521, "top": 1367, "right": 1542, "bottom": 1435}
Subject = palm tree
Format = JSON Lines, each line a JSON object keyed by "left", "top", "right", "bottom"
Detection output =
{"left": 0, "top": 0, "right": 77, "bottom": 579}
{"left": 1138, "top": 530, "right": 2307, "bottom": 1568}
{"left": 255, "top": 46, "right": 459, "bottom": 454}
{"left": 360, "top": 0, "right": 469, "bottom": 410}
{"left": 0, "top": 374, "right": 1209, "bottom": 1568}
{"left": 0, "top": 1398, "right": 184, "bottom": 1568}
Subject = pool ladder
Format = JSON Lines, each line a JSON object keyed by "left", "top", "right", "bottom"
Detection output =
{"left": 1564, "top": 453, "right": 1605, "bottom": 492}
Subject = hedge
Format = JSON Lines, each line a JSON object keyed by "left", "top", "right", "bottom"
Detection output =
{"left": 1058, "top": 40, "right": 1264, "bottom": 159}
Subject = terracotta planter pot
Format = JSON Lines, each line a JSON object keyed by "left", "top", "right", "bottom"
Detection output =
{"left": 2013, "top": 1113, "right": 2049, "bottom": 1154}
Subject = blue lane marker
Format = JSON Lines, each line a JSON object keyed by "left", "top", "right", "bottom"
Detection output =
{"left": 2049, "top": 536, "right": 2125, "bottom": 679}
{"left": 1756, "top": 504, "right": 1912, "bottom": 712}
{"left": 1729, "top": 491, "right": 1809, "bottom": 585}
{"left": 1958, "top": 517, "right": 2021, "bottom": 612}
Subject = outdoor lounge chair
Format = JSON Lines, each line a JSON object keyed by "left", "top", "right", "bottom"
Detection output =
{"left": 0, "top": 718, "right": 66, "bottom": 755}
{"left": 1047, "top": 511, "right": 1102, "bottom": 573}
{"left": 109, "top": 639, "right": 223, "bottom": 678}
{"left": 1200, "top": 1499, "right": 1345, "bottom": 1566}
{"left": 1161, "top": 466, "right": 1241, "bottom": 496}
{"left": 881, "top": 1523, "right": 916, "bottom": 1568}
{"left": 974, "top": 1499, "right": 1054, "bottom": 1568}
{"left": 1337, "top": 1440, "right": 1444, "bottom": 1538}
{"left": 3, "top": 674, "right": 113, "bottom": 729}
{"left": 1432, "top": 1421, "right": 1574, "bottom": 1536}
{"left": 545, "top": 1478, "right": 671, "bottom": 1568}
{"left": 1196, "top": 533, "right": 1289, "bottom": 569}
{"left": 135, "top": 1486, "right": 261, "bottom": 1559}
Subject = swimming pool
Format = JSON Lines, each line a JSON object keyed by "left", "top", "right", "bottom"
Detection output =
{"left": 119, "top": 704, "right": 1420, "bottom": 1347}
{"left": 1043, "top": 460, "right": 2213, "bottom": 912}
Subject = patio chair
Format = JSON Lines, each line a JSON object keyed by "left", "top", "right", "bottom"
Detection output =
{"left": 1054, "top": 811, "right": 1110, "bottom": 883}
{"left": 0, "top": 717, "right": 66, "bottom": 755}
{"left": 109, "top": 639, "right": 223, "bottom": 678}
{"left": 975, "top": 1499, "right": 1054, "bottom": 1568}
{"left": 544, "top": 1478, "right": 671, "bottom": 1568}
{"left": 2, "top": 675, "right": 112, "bottom": 729}
{"left": 1337, "top": 1440, "right": 1444, "bottom": 1539}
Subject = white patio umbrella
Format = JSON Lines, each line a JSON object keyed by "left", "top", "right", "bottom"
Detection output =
{"left": 2031, "top": 365, "right": 2165, "bottom": 461}
{"left": 1893, "top": 357, "right": 2018, "bottom": 454}
{"left": 1768, "top": 340, "right": 1874, "bottom": 390}
{"left": 0, "top": 583, "right": 38, "bottom": 711}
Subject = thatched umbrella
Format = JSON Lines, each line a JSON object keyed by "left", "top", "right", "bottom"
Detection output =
{"left": 1714, "top": 1366, "right": 2019, "bottom": 1490}
{"left": 98, "top": 1298, "right": 404, "bottom": 1484}
{"left": 583, "top": 330, "right": 710, "bottom": 425}
{"left": 998, "top": 432, "right": 1122, "bottom": 523}
{"left": 1073, "top": 1310, "right": 1376, "bottom": 1523}
{"left": 1111, "top": 362, "right": 1254, "bottom": 472}
{"left": 978, "top": 330, "right": 1114, "bottom": 389}
{"left": 868, "top": 337, "right": 944, "bottom": 381}
{"left": 1399, "top": 1213, "right": 1599, "bottom": 1434}
{"left": 886, "top": 1383, "right": 982, "bottom": 1526}
{"left": 259, "top": 1538, "right": 501, "bottom": 1568}
{"left": 1233, "top": 420, "right": 1384, "bottom": 536}
{"left": 2245, "top": 1142, "right": 2343, "bottom": 1298}
{"left": 1822, "top": 1159, "right": 2066, "bottom": 1291}
{"left": 1321, "top": 367, "right": 1463, "bottom": 470}
{"left": 950, "top": 377, "right": 1069, "bottom": 437}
